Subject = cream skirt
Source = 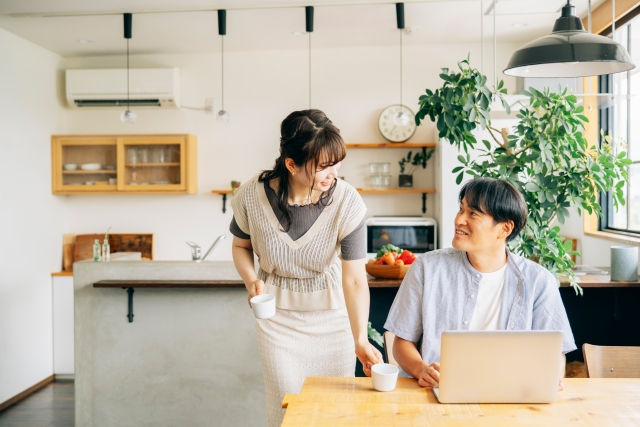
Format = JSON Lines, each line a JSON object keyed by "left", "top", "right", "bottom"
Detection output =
{"left": 255, "top": 308, "right": 355, "bottom": 427}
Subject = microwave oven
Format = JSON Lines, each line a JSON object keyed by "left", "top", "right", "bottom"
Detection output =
{"left": 365, "top": 217, "right": 438, "bottom": 257}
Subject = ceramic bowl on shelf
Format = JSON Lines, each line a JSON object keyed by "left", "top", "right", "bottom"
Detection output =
{"left": 365, "top": 263, "right": 410, "bottom": 279}
{"left": 63, "top": 163, "right": 78, "bottom": 170}
{"left": 85, "top": 181, "right": 96, "bottom": 186}
{"left": 80, "top": 163, "right": 101, "bottom": 171}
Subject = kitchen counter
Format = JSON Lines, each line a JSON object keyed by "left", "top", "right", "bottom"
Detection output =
{"left": 74, "top": 259, "right": 264, "bottom": 427}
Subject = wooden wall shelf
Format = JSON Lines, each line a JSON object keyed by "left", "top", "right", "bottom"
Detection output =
{"left": 211, "top": 188, "right": 436, "bottom": 214}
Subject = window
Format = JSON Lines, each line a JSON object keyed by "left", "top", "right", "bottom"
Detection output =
{"left": 600, "top": 15, "right": 640, "bottom": 235}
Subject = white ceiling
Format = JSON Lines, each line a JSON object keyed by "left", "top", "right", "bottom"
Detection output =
{"left": 0, "top": 0, "right": 605, "bottom": 57}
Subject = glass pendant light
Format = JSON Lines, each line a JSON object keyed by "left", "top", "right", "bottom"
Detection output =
{"left": 120, "top": 13, "right": 136, "bottom": 124}
{"left": 306, "top": 6, "right": 313, "bottom": 109}
{"left": 217, "top": 10, "right": 230, "bottom": 124}
{"left": 504, "top": 0, "right": 635, "bottom": 77}
{"left": 394, "top": 3, "right": 410, "bottom": 126}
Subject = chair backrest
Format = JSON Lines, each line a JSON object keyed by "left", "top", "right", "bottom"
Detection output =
{"left": 582, "top": 343, "right": 640, "bottom": 378}
{"left": 383, "top": 331, "right": 398, "bottom": 367}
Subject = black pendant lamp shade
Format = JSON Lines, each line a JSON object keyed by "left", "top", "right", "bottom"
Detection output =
{"left": 217, "top": 10, "right": 230, "bottom": 123}
{"left": 124, "top": 13, "right": 132, "bottom": 39}
{"left": 504, "top": 1, "right": 635, "bottom": 77}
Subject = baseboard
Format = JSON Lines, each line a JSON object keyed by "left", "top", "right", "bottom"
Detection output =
{"left": 54, "top": 374, "right": 75, "bottom": 381}
{"left": 0, "top": 374, "right": 55, "bottom": 412}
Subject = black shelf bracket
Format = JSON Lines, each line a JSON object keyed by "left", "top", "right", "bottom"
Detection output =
{"left": 422, "top": 193, "right": 427, "bottom": 214}
{"left": 221, "top": 194, "right": 227, "bottom": 214}
{"left": 122, "top": 287, "right": 135, "bottom": 323}
{"left": 422, "top": 147, "right": 427, "bottom": 169}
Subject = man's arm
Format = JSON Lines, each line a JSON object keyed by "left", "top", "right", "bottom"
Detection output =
{"left": 393, "top": 337, "right": 441, "bottom": 388}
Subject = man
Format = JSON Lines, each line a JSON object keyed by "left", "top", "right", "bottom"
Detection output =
{"left": 384, "top": 177, "right": 576, "bottom": 389}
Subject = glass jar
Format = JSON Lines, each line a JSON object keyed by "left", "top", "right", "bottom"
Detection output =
{"left": 369, "top": 162, "right": 390, "bottom": 176}
{"left": 371, "top": 174, "right": 391, "bottom": 189}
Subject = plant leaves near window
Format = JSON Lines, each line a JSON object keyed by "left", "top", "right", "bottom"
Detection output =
{"left": 415, "top": 58, "right": 631, "bottom": 294}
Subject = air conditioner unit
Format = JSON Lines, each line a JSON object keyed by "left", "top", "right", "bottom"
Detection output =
{"left": 65, "top": 68, "right": 180, "bottom": 108}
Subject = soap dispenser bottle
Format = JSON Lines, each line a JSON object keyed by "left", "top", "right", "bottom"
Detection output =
{"left": 102, "top": 238, "right": 110, "bottom": 262}
{"left": 93, "top": 239, "right": 101, "bottom": 262}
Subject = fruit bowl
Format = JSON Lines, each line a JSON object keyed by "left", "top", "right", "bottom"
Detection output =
{"left": 365, "top": 263, "right": 410, "bottom": 279}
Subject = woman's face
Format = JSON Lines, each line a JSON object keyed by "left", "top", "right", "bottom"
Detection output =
{"left": 289, "top": 159, "right": 341, "bottom": 192}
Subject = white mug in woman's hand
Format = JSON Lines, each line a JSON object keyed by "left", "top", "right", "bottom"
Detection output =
{"left": 247, "top": 279, "right": 265, "bottom": 307}
{"left": 250, "top": 294, "right": 276, "bottom": 319}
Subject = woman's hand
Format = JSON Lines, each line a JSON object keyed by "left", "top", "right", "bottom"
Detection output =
{"left": 417, "top": 362, "right": 440, "bottom": 389}
{"left": 247, "top": 279, "right": 265, "bottom": 307}
{"left": 355, "top": 339, "right": 383, "bottom": 377}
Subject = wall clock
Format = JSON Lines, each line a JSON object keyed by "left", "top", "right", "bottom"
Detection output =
{"left": 378, "top": 105, "right": 416, "bottom": 142}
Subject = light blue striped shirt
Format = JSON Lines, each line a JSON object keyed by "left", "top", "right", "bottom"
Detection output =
{"left": 384, "top": 248, "right": 577, "bottom": 365}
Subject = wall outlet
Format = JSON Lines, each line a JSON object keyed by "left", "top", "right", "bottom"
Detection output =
{"left": 205, "top": 98, "right": 215, "bottom": 115}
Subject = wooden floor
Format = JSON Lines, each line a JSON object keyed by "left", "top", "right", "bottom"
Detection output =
{"left": 0, "top": 381, "right": 74, "bottom": 427}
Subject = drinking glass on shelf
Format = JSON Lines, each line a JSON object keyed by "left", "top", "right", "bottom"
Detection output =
{"left": 140, "top": 148, "right": 149, "bottom": 164}
{"left": 127, "top": 148, "right": 137, "bottom": 164}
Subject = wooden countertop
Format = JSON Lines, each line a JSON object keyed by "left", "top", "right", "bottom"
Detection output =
{"left": 281, "top": 377, "right": 640, "bottom": 426}
{"left": 92, "top": 273, "right": 640, "bottom": 289}
{"left": 52, "top": 271, "right": 73, "bottom": 277}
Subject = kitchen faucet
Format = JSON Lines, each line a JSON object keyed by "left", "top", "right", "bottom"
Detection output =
{"left": 186, "top": 234, "right": 226, "bottom": 261}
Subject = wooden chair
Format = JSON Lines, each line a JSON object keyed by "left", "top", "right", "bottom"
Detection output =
{"left": 582, "top": 343, "right": 640, "bottom": 378}
{"left": 560, "top": 236, "right": 578, "bottom": 263}
{"left": 383, "top": 331, "right": 398, "bottom": 367}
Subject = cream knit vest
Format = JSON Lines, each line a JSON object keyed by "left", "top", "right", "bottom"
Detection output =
{"left": 231, "top": 175, "right": 366, "bottom": 311}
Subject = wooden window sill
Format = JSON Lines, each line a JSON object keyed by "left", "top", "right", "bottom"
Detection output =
{"left": 584, "top": 229, "right": 640, "bottom": 245}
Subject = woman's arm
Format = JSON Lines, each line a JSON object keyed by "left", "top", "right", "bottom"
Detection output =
{"left": 342, "top": 259, "right": 383, "bottom": 376}
{"left": 231, "top": 236, "right": 264, "bottom": 306}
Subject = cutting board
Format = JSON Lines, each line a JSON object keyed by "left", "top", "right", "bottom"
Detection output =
{"left": 73, "top": 234, "right": 154, "bottom": 263}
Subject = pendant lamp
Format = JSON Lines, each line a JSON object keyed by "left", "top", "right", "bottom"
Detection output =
{"left": 504, "top": 0, "right": 635, "bottom": 77}
{"left": 306, "top": 6, "right": 313, "bottom": 108}
{"left": 393, "top": 3, "right": 410, "bottom": 126}
{"left": 217, "top": 10, "right": 230, "bottom": 124}
{"left": 120, "top": 13, "right": 136, "bottom": 124}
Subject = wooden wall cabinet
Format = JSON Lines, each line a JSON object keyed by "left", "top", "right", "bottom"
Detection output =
{"left": 52, "top": 134, "right": 197, "bottom": 194}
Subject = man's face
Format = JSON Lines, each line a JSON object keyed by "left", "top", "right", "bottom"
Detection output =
{"left": 452, "top": 197, "right": 511, "bottom": 253}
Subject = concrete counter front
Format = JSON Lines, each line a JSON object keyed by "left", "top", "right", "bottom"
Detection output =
{"left": 74, "top": 260, "right": 265, "bottom": 427}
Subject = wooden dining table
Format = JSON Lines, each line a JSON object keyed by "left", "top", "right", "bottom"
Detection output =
{"left": 281, "top": 376, "right": 640, "bottom": 426}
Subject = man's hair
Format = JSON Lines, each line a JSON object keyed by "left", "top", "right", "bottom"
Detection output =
{"left": 458, "top": 178, "right": 528, "bottom": 242}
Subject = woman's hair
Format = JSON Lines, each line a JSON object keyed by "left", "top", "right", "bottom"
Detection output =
{"left": 259, "top": 109, "right": 346, "bottom": 232}
{"left": 458, "top": 177, "right": 528, "bottom": 242}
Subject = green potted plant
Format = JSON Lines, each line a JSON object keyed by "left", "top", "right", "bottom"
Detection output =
{"left": 398, "top": 148, "right": 435, "bottom": 188}
{"left": 414, "top": 58, "right": 632, "bottom": 293}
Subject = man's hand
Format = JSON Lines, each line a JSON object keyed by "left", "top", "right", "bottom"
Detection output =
{"left": 417, "top": 362, "right": 440, "bottom": 388}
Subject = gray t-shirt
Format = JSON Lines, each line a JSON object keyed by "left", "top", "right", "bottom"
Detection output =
{"left": 230, "top": 179, "right": 366, "bottom": 260}
{"left": 384, "top": 248, "right": 577, "bottom": 365}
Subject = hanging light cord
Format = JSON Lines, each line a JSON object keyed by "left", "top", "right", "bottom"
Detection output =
{"left": 493, "top": 0, "right": 497, "bottom": 88}
{"left": 480, "top": 0, "right": 484, "bottom": 76}
{"left": 127, "top": 39, "right": 130, "bottom": 111}
{"left": 400, "top": 28, "right": 403, "bottom": 108}
{"left": 309, "top": 32, "right": 311, "bottom": 108}
{"left": 221, "top": 36, "right": 225, "bottom": 111}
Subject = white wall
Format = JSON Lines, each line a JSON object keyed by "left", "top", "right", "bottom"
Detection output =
{"left": 60, "top": 42, "right": 520, "bottom": 260}
{"left": 0, "top": 27, "right": 67, "bottom": 404}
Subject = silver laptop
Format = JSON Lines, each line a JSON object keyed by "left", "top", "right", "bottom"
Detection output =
{"left": 433, "top": 331, "right": 563, "bottom": 404}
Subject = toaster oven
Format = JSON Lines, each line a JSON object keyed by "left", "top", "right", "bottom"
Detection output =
{"left": 365, "top": 216, "right": 437, "bottom": 257}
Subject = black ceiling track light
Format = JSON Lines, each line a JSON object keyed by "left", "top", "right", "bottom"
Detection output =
{"left": 120, "top": 13, "right": 136, "bottom": 124}
{"left": 306, "top": 6, "right": 314, "bottom": 108}
{"left": 504, "top": 0, "right": 635, "bottom": 78}
{"left": 217, "top": 9, "right": 230, "bottom": 123}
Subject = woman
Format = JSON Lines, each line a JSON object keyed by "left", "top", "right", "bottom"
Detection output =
{"left": 230, "top": 109, "right": 382, "bottom": 427}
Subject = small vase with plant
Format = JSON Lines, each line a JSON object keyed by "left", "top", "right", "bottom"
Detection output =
{"left": 398, "top": 148, "right": 436, "bottom": 188}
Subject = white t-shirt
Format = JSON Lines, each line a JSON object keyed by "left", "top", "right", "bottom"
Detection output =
{"left": 469, "top": 263, "right": 507, "bottom": 331}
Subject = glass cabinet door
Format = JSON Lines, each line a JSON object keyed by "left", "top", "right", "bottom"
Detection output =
{"left": 117, "top": 138, "right": 186, "bottom": 191}
{"left": 57, "top": 139, "right": 117, "bottom": 191}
